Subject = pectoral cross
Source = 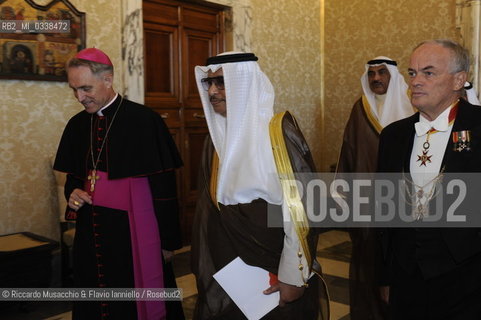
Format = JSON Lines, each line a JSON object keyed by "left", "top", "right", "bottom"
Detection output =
{"left": 88, "top": 169, "right": 100, "bottom": 192}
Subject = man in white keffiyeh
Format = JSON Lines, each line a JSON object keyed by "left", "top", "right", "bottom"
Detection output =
{"left": 337, "top": 56, "right": 414, "bottom": 173}
{"left": 337, "top": 57, "right": 414, "bottom": 320}
{"left": 191, "top": 52, "right": 325, "bottom": 320}
{"left": 463, "top": 81, "right": 481, "bottom": 105}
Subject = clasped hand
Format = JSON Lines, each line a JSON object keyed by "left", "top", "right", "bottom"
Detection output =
{"left": 68, "top": 188, "right": 92, "bottom": 210}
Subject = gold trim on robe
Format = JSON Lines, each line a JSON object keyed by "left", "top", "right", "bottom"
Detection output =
{"left": 209, "top": 151, "right": 220, "bottom": 208}
{"left": 269, "top": 111, "right": 313, "bottom": 270}
{"left": 361, "top": 95, "right": 383, "bottom": 134}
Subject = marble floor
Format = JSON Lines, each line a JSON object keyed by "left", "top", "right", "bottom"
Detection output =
{"left": 173, "top": 230, "right": 352, "bottom": 320}
{"left": 1, "top": 230, "right": 352, "bottom": 320}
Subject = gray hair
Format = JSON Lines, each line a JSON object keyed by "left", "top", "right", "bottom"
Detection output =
{"left": 67, "top": 58, "right": 114, "bottom": 76}
{"left": 414, "top": 39, "right": 470, "bottom": 74}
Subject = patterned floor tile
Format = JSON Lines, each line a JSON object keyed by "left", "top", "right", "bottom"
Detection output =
{"left": 2, "top": 230, "right": 353, "bottom": 320}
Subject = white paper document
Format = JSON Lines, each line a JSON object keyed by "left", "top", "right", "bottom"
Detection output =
{"left": 213, "top": 257, "right": 280, "bottom": 320}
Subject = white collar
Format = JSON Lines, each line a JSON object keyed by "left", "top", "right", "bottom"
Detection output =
{"left": 414, "top": 103, "right": 455, "bottom": 137}
{"left": 97, "top": 93, "right": 119, "bottom": 116}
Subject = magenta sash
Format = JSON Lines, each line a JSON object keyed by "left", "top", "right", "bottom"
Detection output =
{"left": 89, "top": 170, "right": 166, "bottom": 320}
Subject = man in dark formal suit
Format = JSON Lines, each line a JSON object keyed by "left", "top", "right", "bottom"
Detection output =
{"left": 377, "top": 39, "right": 481, "bottom": 320}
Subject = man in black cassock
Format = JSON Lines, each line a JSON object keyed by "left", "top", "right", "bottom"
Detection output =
{"left": 54, "top": 48, "right": 184, "bottom": 320}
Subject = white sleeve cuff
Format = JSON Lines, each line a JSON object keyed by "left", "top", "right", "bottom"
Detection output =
{"left": 277, "top": 201, "right": 310, "bottom": 286}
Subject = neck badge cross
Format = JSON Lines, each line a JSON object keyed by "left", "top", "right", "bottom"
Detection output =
{"left": 417, "top": 150, "right": 432, "bottom": 166}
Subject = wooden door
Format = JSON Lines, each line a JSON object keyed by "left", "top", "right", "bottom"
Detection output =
{"left": 143, "top": 0, "right": 225, "bottom": 244}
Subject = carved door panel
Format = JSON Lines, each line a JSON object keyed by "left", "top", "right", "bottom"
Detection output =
{"left": 144, "top": 22, "right": 181, "bottom": 109}
{"left": 144, "top": 0, "right": 225, "bottom": 244}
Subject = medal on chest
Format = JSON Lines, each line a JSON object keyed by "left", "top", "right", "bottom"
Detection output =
{"left": 416, "top": 102, "right": 459, "bottom": 167}
{"left": 417, "top": 133, "right": 433, "bottom": 166}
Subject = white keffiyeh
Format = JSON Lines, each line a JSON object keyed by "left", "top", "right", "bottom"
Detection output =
{"left": 361, "top": 56, "right": 414, "bottom": 127}
{"left": 464, "top": 81, "right": 481, "bottom": 105}
{"left": 194, "top": 53, "right": 282, "bottom": 206}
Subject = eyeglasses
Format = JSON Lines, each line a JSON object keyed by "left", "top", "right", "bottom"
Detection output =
{"left": 201, "top": 76, "right": 224, "bottom": 91}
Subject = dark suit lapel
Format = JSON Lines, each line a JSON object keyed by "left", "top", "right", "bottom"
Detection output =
{"left": 402, "top": 114, "right": 419, "bottom": 173}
